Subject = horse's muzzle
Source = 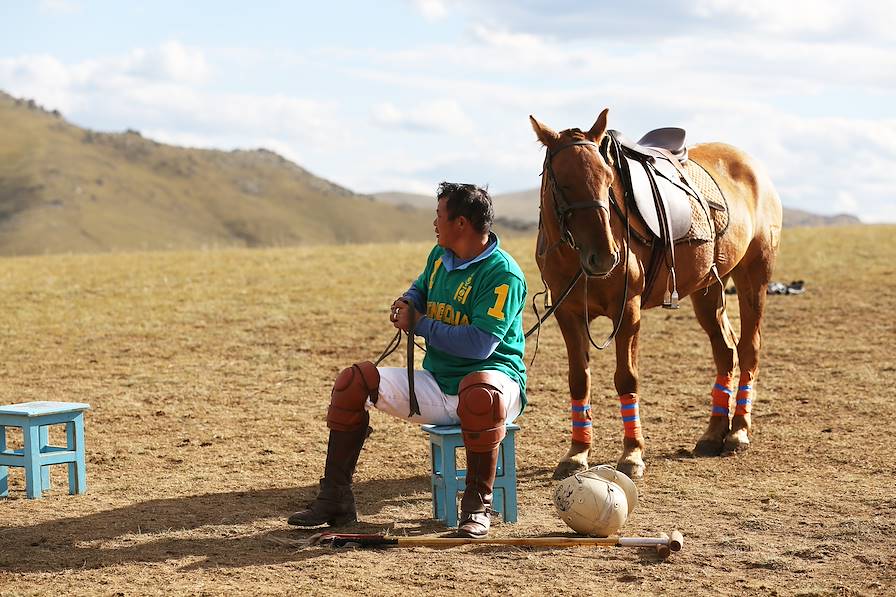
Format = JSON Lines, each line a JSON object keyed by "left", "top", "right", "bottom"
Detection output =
{"left": 582, "top": 250, "right": 620, "bottom": 278}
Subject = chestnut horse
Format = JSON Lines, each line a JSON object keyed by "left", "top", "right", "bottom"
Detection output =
{"left": 529, "top": 108, "right": 782, "bottom": 480}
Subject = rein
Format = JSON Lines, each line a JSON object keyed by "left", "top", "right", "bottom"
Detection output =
{"left": 406, "top": 312, "right": 419, "bottom": 416}
{"left": 374, "top": 302, "right": 423, "bottom": 417}
{"left": 527, "top": 135, "right": 633, "bottom": 357}
{"left": 373, "top": 329, "right": 402, "bottom": 366}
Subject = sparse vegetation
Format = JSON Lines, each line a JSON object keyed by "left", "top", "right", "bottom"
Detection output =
{"left": 0, "top": 91, "right": 435, "bottom": 256}
{"left": 0, "top": 225, "right": 893, "bottom": 595}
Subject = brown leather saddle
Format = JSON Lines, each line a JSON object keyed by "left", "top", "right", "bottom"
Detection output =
{"left": 608, "top": 128, "right": 710, "bottom": 308}
{"left": 610, "top": 128, "right": 704, "bottom": 242}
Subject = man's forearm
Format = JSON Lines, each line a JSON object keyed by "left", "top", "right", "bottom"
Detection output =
{"left": 415, "top": 317, "right": 500, "bottom": 360}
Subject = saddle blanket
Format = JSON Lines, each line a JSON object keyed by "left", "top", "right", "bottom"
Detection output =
{"left": 624, "top": 155, "right": 729, "bottom": 244}
{"left": 682, "top": 159, "right": 729, "bottom": 241}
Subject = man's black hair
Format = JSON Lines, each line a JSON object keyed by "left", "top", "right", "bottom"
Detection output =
{"left": 437, "top": 182, "right": 494, "bottom": 234}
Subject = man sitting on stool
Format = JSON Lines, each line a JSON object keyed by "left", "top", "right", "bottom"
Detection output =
{"left": 288, "top": 182, "right": 527, "bottom": 538}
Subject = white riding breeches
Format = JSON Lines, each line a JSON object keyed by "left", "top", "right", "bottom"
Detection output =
{"left": 369, "top": 367, "right": 522, "bottom": 426}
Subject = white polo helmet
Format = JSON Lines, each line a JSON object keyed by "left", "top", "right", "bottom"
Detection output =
{"left": 553, "top": 465, "right": 638, "bottom": 537}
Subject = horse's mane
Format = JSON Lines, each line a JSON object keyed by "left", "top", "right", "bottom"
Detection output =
{"left": 557, "top": 128, "right": 615, "bottom": 167}
{"left": 559, "top": 128, "right": 588, "bottom": 140}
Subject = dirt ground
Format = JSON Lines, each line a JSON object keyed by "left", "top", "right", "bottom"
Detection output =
{"left": 0, "top": 225, "right": 894, "bottom": 596}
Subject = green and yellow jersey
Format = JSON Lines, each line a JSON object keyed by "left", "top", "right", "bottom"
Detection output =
{"left": 412, "top": 236, "right": 527, "bottom": 409}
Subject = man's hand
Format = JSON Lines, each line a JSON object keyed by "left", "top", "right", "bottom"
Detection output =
{"left": 390, "top": 298, "right": 422, "bottom": 333}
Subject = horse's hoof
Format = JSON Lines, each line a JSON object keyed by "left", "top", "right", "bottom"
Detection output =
{"left": 616, "top": 458, "right": 645, "bottom": 481}
{"left": 552, "top": 460, "right": 588, "bottom": 480}
{"left": 693, "top": 438, "right": 724, "bottom": 457}
{"left": 722, "top": 430, "right": 750, "bottom": 455}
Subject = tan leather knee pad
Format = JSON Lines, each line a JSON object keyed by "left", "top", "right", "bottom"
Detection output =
{"left": 457, "top": 371, "right": 507, "bottom": 452}
{"left": 327, "top": 361, "right": 379, "bottom": 432}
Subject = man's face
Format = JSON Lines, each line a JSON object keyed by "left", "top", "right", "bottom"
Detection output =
{"left": 434, "top": 197, "right": 462, "bottom": 249}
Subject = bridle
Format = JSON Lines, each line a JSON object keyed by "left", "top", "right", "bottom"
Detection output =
{"left": 525, "top": 135, "right": 632, "bottom": 353}
{"left": 542, "top": 140, "right": 613, "bottom": 255}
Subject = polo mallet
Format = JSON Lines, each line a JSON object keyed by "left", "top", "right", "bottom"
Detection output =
{"left": 308, "top": 530, "right": 684, "bottom": 558}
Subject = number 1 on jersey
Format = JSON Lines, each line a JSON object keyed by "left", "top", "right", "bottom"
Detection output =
{"left": 487, "top": 284, "right": 509, "bottom": 320}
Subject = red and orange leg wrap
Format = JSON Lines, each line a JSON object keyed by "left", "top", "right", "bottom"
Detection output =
{"left": 711, "top": 374, "right": 735, "bottom": 418}
{"left": 619, "top": 393, "right": 643, "bottom": 441}
{"left": 570, "top": 398, "right": 593, "bottom": 445}
{"left": 735, "top": 372, "right": 754, "bottom": 416}
{"left": 326, "top": 361, "right": 379, "bottom": 432}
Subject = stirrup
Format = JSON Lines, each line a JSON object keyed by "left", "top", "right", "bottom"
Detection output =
{"left": 662, "top": 268, "right": 680, "bottom": 309}
{"left": 662, "top": 289, "right": 680, "bottom": 309}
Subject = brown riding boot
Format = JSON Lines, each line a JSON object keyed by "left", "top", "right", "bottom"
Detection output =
{"left": 287, "top": 425, "right": 369, "bottom": 527}
{"left": 457, "top": 447, "right": 499, "bottom": 538}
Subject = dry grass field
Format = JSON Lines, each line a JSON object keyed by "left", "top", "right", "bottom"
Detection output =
{"left": 0, "top": 225, "right": 894, "bottom": 596}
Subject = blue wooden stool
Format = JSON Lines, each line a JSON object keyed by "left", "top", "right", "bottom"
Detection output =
{"left": 422, "top": 423, "right": 519, "bottom": 528}
{"left": 0, "top": 401, "right": 90, "bottom": 499}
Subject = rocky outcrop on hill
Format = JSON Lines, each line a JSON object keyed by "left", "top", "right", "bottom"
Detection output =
{"left": 0, "top": 91, "right": 434, "bottom": 255}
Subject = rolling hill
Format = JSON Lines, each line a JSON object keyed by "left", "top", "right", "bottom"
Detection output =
{"left": 374, "top": 187, "right": 862, "bottom": 230}
{"left": 0, "top": 91, "right": 436, "bottom": 256}
{"left": 0, "top": 90, "right": 862, "bottom": 257}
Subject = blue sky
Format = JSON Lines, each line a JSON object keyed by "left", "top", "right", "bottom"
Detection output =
{"left": 2, "top": 0, "right": 894, "bottom": 222}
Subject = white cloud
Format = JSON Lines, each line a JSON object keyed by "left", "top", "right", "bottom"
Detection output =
{"left": 371, "top": 99, "right": 473, "bottom": 135}
{"left": 140, "top": 128, "right": 224, "bottom": 150}
{"left": 693, "top": 0, "right": 844, "bottom": 33}
{"left": 121, "top": 41, "right": 211, "bottom": 84}
{"left": 39, "top": 0, "right": 81, "bottom": 15}
{"left": 410, "top": 0, "right": 449, "bottom": 21}
{"left": 0, "top": 41, "right": 213, "bottom": 109}
{"left": 456, "top": 1, "right": 896, "bottom": 43}
{"left": 469, "top": 23, "right": 545, "bottom": 53}
{"left": 144, "top": 129, "right": 310, "bottom": 168}
{"left": 680, "top": 106, "right": 896, "bottom": 222}
{"left": 834, "top": 191, "right": 858, "bottom": 214}
{"left": 343, "top": 28, "right": 894, "bottom": 101}
{"left": 0, "top": 45, "right": 344, "bottom": 157}
{"left": 0, "top": 54, "right": 79, "bottom": 113}
{"left": 2, "top": 9, "right": 894, "bottom": 223}
{"left": 370, "top": 102, "right": 403, "bottom": 126}
{"left": 692, "top": 0, "right": 896, "bottom": 40}
{"left": 303, "top": 30, "right": 896, "bottom": 221}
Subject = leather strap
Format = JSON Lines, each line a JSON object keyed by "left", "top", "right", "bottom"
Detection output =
{"left": 406, "top": 300, "right": 420, "bottom": 417}
{"left": 645, "top": 165, "right": 676, "bottom": 286}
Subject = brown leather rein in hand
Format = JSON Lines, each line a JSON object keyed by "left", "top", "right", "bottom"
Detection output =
{"left": 406, "top": 311, "right": 419, "bottom": 416}
{"left": 374, "top": 300, "right": 421, "bottom": 417}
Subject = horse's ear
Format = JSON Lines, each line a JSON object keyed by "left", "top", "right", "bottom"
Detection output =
{"left": 530, "top": 115, "right": 560, "bottom": 148}
{"left": 587, "top": 108, "right": 609, "bottom": 142}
